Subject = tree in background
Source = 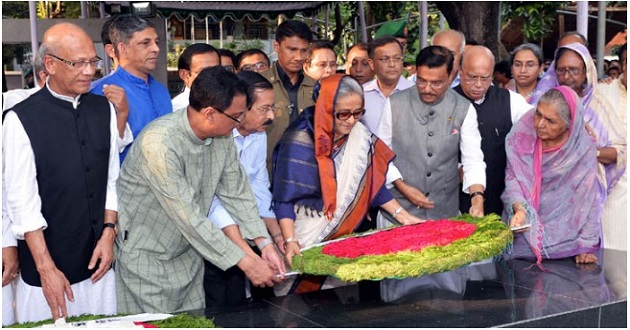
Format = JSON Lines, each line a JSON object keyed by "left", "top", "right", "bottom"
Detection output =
{"left": 501, "top": 1, "right": 564, "bottom": 48}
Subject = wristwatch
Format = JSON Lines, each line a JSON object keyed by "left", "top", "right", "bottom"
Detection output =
{"left": 103, "top": 223, "right": 118, "bottom": 236}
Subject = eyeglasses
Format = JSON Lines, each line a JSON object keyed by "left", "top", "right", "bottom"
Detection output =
{"left": 335, "top": 109, "right": 365, "bottom": 121}
{"left": 217, "top": 109, "right": 244, "bottom": 124}
{"left": 512, "top": 61, "right": 539, "bottom": 70}
{"left": 555, "top": 67, "right": 583, "bottom": 76}
{"left": 255, "top": 104, "right": 277, "bottom": 114}
{"left": 462, "top": 75, "right": 493, "bottom": 85}
{"left": 223, "top": 65, "right": 236, "bottom": 73}
{"left": 241, "top": 62, "right": 269, "bottom": 72}
{"left": 312, "top": 61, "right": 338, "bottom": 70}
{"left": 47, "top": 54, "right": 103, "bottom": 70}
{"left": 377, "top": 56, "right": 404, "bottom": 65}
{"left": 416, "top": 79, "right": 447, "bottom": 89}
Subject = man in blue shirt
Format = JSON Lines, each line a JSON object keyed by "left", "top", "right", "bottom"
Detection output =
{"left": 91, "top": 14, "right": 172, "bottom": 162}
{"left": 205, "top": 71, "right": 284, "bottom": 306}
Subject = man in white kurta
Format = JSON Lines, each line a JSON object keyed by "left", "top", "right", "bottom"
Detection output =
{"left": 590, "top": 45, "right": 627, "bottom": 252}
{"left": 2, "top": 23, "right": 124, "bottom": 323}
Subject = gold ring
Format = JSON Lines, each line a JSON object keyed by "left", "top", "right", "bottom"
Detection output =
{"left": 11, "top": 273, "right": 18, "bottom": 278}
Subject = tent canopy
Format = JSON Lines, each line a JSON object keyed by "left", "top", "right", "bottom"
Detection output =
{"left": 106, "top": 1, "right": 329, "bottom": 22}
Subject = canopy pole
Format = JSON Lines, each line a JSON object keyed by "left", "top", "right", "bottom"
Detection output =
{"left": 577, "top": 1, "right": 588, "bottom": 40}
{"left": 220, "top": 20, "right": 223, "bottom": 48}
{"left": 596, "top": 1, "right": 606, "bottom": 76}
{"left": 29, "top": 1, "right": 39, "bottom": 87}
{"left": 439, "top": 13, "right": 445, "bottom": 31}
{"left": 205, "top": 17, "right": 209, "bottom": 45}
{"left": 358, "top": 1, "right": 367, "bottom": 42}
{"left": 191, "top": 16, "right": 195, "bottom": 43}
{"left": 325, "top": 4, "right": 330, "bottom": 38}
{"left": 420, "top": 1, "right": 428, "bottom": 48}
{"left": 80, "top": 1, "right": 88, "bottom": 19}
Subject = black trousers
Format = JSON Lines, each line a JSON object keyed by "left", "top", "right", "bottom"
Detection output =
{"left": 203, "top": 260, "right": 247, "bottom": 308}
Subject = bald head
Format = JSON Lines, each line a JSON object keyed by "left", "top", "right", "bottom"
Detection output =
{"left": 432, "top": 29, "right": 465, "bottom": 80}
{"left": 461, "top": 46, "right": 495, "bottom": 70}
{"left": 41, "top": 23, "right": 98, "bottom": 98}
{"left": 42, "top": 23, "right": 94, "bottom": 55}
{"left": 459, "top": 46, "right": 495, "bottom": 101}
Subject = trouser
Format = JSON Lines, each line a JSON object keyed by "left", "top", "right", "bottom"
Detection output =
{"left": 203, "top": 260, "right": 246, "bottom": 308}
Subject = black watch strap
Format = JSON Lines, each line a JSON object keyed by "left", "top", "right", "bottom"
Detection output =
{"left": 103, "top": 223, "right": 118, "bottom": 235}
{"left": 470, "top": 191, "right": 485, "bottom": 199}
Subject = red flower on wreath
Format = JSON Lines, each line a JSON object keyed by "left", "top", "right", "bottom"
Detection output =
{"left": 322, "top": 219, "right": 477, "bottom": 258}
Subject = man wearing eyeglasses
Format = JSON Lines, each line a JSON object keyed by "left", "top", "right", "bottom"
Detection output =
{"left": 361, "top": 36, "right": 414, "bottom": 133}
{"left": 375, "top": 45, "right": 486, "bottom": 223}
{"left": 218, "top": 49, "right": 237, "bottom": 73}
{"left": 90, "top": 14, "right": 172, "bottom": 163}
{"left": 204, "top": 71, "right": 285, "bottom": 307}
{"left": 453, "top": 46, "right": 531, "bottom": 217}
{"left": 171, "top": 43, "right": 221, "bottom": 111}
{"left": 261, "top": 20, "right": 315, "bottom": 177}
{"left": 303, "top": 41, "right": 338, "bottom": 81}
{"left": 115, "top": 66, "right": 285, "bottom": 314}
{"left": 236, "top": 49, "right": 270, "bottom": 73}
{"left": 3, "top": 22, "right": 124, "bottom": 323}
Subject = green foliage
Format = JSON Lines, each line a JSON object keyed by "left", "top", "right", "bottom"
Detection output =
{"left": 2, "top": 1, "right": 30, "bottom": 18}
{"left": 7, "top": 313, "right": 216, "bottom": 328}
{"left": 502, "top": 2, "right": 565, "bottom": 43}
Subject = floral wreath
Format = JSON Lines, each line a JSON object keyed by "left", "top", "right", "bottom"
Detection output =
{"left": 292, "top": 214, "right": 513, "bottom": 282}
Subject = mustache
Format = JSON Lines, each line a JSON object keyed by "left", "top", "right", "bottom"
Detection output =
{"left": 262, "top": 119, "right": 273, "bottom": 126}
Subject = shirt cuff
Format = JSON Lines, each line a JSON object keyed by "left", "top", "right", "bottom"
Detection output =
{"left": 117, "top": 123, "right": 133, "bottom": 153}
{"left": 10, "top": 213, "right": 47, "bottom": 240}
{"left": 385, "top": 162, "right": 403, "bottom": 188}
{"left": 207, "top": 199, "right": 237, "bottom": 229}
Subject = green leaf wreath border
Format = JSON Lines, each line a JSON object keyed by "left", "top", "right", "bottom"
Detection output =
{"left": 292, "top": 213, "right": 513, "bottom": 282}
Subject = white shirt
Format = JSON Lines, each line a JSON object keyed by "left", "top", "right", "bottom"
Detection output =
{"left": 472, "top": 89, "right": 532, "bottom": 124}
{"left": 2, "top": 85, "right": 122, "bottom": 239}
{"left": 208, "top": 129, "right": 275, "bottom": 229}
{"left": 171, "top": 87, "right": 190, "bottom": 112}
{"left": 375, "top": 95, "right": 486, "bottom": 193}
{"left": 361, "top": 76, "right": 414, "bottom": 133}
{"left": 3, "top": 87, "right": 41, "bottom": 111}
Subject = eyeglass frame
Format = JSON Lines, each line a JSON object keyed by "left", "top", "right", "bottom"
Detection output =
{"left": 461, "top": 74, "right": 493, "bottom": 85}
{"left": 555, "top": 67, "right": 584, "bottom": 76}
{"left": 335, "top": 109, "right": 365, "bottom": 121}
{"left": 310, "top": 61, "right": 339, "bottom": 70}
{"left": 376, "top": 55, "right": 404, "bottom": 65}
{"left": 47, "top": 54, "right": 103, "bottom": 70}
{"left": 215, "top": 108, "right": 244, "bottom": 124}
{"left": 254, "top": 104, "right": 277, "bottom": 114}
{"left": 240, "top": 61, "right": 269, "bottom": 72}
{"left": 416, "top": 78, "right": 447, "bottom": 90}
{"left": 512, "top": 61, "right": 540, "bottom": 70}
{"left": 223, "top": 65, "right": 236, "bottom": 73}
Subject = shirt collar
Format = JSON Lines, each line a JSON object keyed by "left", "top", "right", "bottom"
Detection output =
{"left": 46, "top": 83, "right": 82, "bottom": 109}
{"left": 276, "top": 62, "right": 304, "bottom": 87}
{"left": 116, "top": 66, "right": 153, "bottom": 87}
{"left": 182, "top": 107, "right": 213, "bottom": 146}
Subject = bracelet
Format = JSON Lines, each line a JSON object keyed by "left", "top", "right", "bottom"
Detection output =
{"left": 596, "top": 149, "right": 601, "bottom": 158}
{"left": 470, "top": 191, "right": 484, "bottom": 200}
{"left": 391, "top": 207, "right": 404, "bottom": 219}
{"left": 271, "top": 232, "right": 283, "bottom": 239}
{"left": 256, "top": 238, "right": 273, "bottom": 251}
{"left": 284, "top": 237, "right": 299, "bottom": 249}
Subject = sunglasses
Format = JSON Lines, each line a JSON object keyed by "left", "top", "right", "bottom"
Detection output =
{"left": 335, "top": 109, "right": 365, "bottom": 121}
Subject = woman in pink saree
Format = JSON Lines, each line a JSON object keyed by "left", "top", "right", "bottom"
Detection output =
{"left": 502, "top": 86, "right": 604, "bottom": 267}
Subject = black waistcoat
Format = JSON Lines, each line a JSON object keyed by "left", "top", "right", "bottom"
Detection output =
{"left": 12, "top": 87, "right": 111, "bottom": 286}
{"left": 454, "top": 85, "right": 512, "bottom": 216}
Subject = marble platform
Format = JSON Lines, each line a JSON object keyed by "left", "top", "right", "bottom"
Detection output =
{"left": 195, "top": 249, "right": 627, "bottom": 328}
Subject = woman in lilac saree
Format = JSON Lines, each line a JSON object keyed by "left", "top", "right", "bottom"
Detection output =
{"left": 530, "top": 43, "right": 624, "bottom": 194}
{"left": 502, "top": 86, "right": 605, "bottom": 267}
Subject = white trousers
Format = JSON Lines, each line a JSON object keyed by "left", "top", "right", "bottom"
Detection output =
{"left": 15, "top": 269, "right": 116, "bottom": 323}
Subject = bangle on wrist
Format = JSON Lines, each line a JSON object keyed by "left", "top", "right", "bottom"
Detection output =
{"left": 284, "top": 237, "right": 299, "bottom": 249}
{"left": 391, "top": 207, "right": 404, "bottom": 219}
{"left": 271, "top": 232, "right": 283, "bottom": 239}
{"left": 596, "top": 149, "right": 601, "bottom": 158}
